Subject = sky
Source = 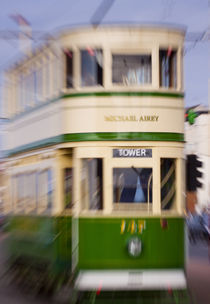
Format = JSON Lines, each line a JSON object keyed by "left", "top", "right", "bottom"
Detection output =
{"left": 0, "top": 0, "right": 209, "bottom": 109}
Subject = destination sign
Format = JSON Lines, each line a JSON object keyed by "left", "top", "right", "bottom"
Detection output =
{"left": 113, "top": 148, "right": 152, "bottom": 158}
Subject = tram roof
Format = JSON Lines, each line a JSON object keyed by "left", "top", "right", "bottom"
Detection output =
{"left": 54, "top": 21, "right": 186, "bottom": 36}
{"left": 5, "top": 21, "right": 186, "bottom": 72}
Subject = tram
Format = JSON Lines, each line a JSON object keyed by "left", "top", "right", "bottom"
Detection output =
{"left": 3, "top": 24, "right": 188, "bottom": 302}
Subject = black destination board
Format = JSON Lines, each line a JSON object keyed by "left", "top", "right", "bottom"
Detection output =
{"left": 113, "top": 148, "right": 152, "bottom": 158}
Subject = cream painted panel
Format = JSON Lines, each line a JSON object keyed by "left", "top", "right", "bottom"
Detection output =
{"left": 63, "top": 105, "right": 184, "bottom": 134}
{"left": 60, "top": 27, "right": 184, "bottom": 48}
{"left": 156, "top": 147, "right": 184, "bottom": 158}
{"left": 10, "top": 158, "right": 54, "bottom": 174}
{"left": 63, "top": 96, "right": 183, "bottom": 108}
{"left": 110, "top": 158, "right": 153, "bottom": 167}
{"left": 5, "top": 92, "right": 184, "bottom": 151}
{"left": 6, "top": 102, "right": 63, "bottom": 151}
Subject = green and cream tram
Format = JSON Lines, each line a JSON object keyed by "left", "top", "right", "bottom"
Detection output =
{"left": 3, "top": 24, "right": 187, "bottom": 301}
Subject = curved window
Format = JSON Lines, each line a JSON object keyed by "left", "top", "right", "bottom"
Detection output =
{"left": 159, "top": 49, "right": 177, "bottom": 88}
{"left": 64, "top": 49, "right": 73, "bottom": 88}
{"left": 81, "top": 49, "right": 103, "bottom": 87}
{"left": 81, "top": 158, "right": 103, "bottom": 210}
{"left": 112, "top": 54, "right": 151, "bottom": 85}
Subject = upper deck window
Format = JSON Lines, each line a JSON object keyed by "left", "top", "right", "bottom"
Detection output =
{"left": 159, "top": 49, "right": 177, "bottom": 88}
{"left": 81, "top": 49, "right": 103, "bottom": 87}
{"left": 112, "top": 54, "right": 152, "bottom": 85}
{"left": 64, "top": 49, "right": 73, "bottom": 88}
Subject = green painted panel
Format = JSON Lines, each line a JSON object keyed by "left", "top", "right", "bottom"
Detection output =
{"left": 78, "top": 217, "right": 185, "bottom": 269}
{"left": 7, "top": 215, "right": 72, "bottom": 273}
{"left": 7, "top": 215, "right": 56, "bottom": 263}
{"left": 62, "top": 91, "right": 184, "bottom": 99}
{"left": 55, "top": 216, "right": 72, "bottom": 271}
{"left": 63, "top": 132, "right": 184, "bottom": 142}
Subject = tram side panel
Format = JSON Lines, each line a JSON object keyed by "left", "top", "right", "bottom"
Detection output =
{"left": 7, "top": 215, "right": 72, "bottom": 277}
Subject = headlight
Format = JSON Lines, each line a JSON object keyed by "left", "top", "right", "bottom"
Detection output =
{"left": 128, "top": 237, "right": 142, "bottom": 257}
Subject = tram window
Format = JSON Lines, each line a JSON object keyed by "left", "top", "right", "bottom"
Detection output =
{"left": 16, "top": 174, "right": 25, "bottom": 212}
{"left": 36, "top": 66, "right": 43, "bottom": 101}
{"left": 64, "top": 168, "right": 73, "bottom": 209}
{"left": 64, "top": 49, "right": 73, "bottom": 88}
{"left": 159, "top": 49, "right": 177, "bottom": 88}
{"left": 11, "top": 176, "right": 17, "bottom": 210}
{"left": 113, "top": 168, "right": 152, "bottom": 203}
{"left": 25, "top": 172, "right": 36, "bottom": 212}
{"left": 81, "top": 49, "right": 103, "bottom": 87}
{"left": 112, "top": 54, "right": 151, "bottom": 85}
{"left": 161, "top": 158, "right": 176, "bottom": 210}
{"left": 38, "top": 169, "right": 53, "bottom": 211}
{"left": 81, "top": 158, "right": 103, "bottom": 210}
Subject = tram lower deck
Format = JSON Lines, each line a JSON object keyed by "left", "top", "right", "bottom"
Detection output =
{"left": 6, "top": 141, "right": 186, "bottom": 293}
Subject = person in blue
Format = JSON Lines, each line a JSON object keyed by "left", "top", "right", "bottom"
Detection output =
{"left": 119, "top": 167, "right": 152, "bottom": 203}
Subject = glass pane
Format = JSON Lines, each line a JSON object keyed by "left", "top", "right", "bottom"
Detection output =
{"left": 38, "top": 170, "right": 48, "bottom": 209}
{"left": 17, "top": 174, "right": 25, "bottom": 211}
{"left": 38, "top": 170, "right": 53, "bottom": 210}
{"left": 36, "top": 66, "right": 43, "bottom": 101}
{"left": 81, "top": 49, "right": 103, "bottom": 86}
{"left": 47, "top": 169, "right": 53, "bottom": 209}
{"left": 11, "top": 176, "right": 16, "bottom": 210}
{"left": 159, "top": 49, "right": 177, "bottom": 88}
{"left": 161, "top": 158, "right": 176, "bottom": 210}
{"left": 112, "top": 54, "right": 151, "bottom": 85}
{"left": 81, "top": 159, "right": 103, "bottom": 210}
{"left": 113, "top": 168, "right": 152, "bottom": 203}
{"left": 25, "top": 172, "right": 36, "bottom": 211}
{"left": 64, "top": 49, "right": 73, "bottom": 88}
{"left": 64, "top": 168, "right": 73, "bottom": 209}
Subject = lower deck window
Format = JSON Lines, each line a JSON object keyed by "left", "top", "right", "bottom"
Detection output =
{"left": 161, "top": 158, "right": 176, "bottom": 210}
{"left": 113, "top": 168, "right": 152, "bottom": 204}
{"left": 64, "top": 168, "right": 73, "bottom": 209}
{"left": 81, "top": 158, "right": 103, "bottom": 210}
{"left": 38, "top": 169, "right": 53, "bottom": 211}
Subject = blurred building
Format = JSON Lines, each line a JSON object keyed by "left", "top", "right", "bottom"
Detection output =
{"left": 0, "top": 118, "right": 8, "bottom": 214}
{"left": 185, "top": 104, "right": 210, "bottom": 212}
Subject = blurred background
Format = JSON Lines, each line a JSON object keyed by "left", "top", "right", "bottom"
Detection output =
{"left": 0, "top": 0, "right": 209, "bottom": 303}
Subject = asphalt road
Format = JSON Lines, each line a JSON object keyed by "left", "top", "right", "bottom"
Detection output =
{"left": 0, "top": 232, "right": 209, "bottom": 304}
{"left": 186, "top": 238, "right": 210, "bottom": 304}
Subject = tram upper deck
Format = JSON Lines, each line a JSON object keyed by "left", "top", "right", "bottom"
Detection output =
{"left": 3, "top": 24, "right": 186, "bottom": 217}
{"left": 3, "top": 25, "right": 185, "bottom": 155}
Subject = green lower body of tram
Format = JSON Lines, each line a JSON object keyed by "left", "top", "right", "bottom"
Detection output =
{"left": 6, "top": 216, "right": 185, "bottom": 294}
